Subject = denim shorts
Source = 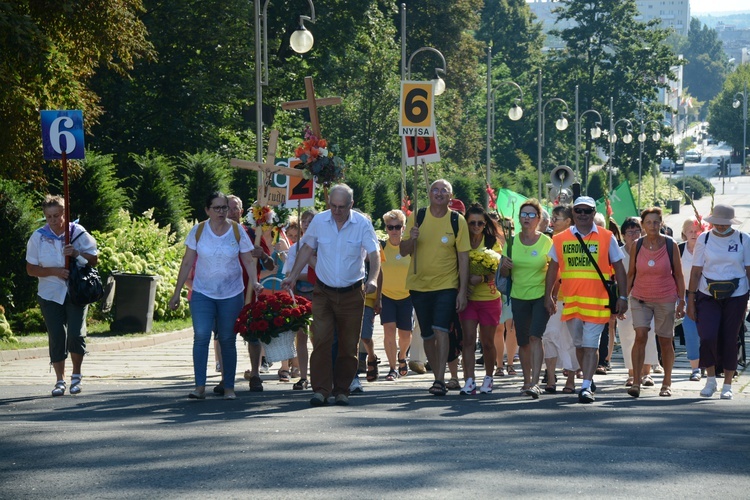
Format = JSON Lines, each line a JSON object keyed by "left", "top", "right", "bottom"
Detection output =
{"left": 361, "top": 306, "right": 375, "bottom": 340}
{"left": 380, "top": 295, "right": 414, "bottom": 331}
{"left": 410, "top": 289, "right": 457, "bottom": 339}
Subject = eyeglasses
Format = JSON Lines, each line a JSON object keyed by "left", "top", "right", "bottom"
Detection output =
{"left": 519, "top": 212, "right": 538, "bottom": 219}
{"left": 431, "top": 188, "right": 450, "bottom": 194}
{"left": 574, "top": 207, "right": 595, "bottom": 215}
{"left": 386, "top": 224, "right": 403, "bottom": 231}
{"left": 211, "top": 205, "right": 229, "bottom": 212}
{"left": 468, "top": 221, "right": 486, "bottom": 227}
{"left": 624, "top": 229, "right": 641, "bottom": 236}
{"left": 551, "top": 217, "right": 566, "bottom": 223}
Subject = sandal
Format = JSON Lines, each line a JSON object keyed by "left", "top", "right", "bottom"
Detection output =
{"left": 52, "top": 380, "right": 66, "bottom": 397}
{"left": 293, "top": 378, "right": 309, "bottom": 390}
{"left": 627, "top": 385, "right": 641, "bottom": 398}
{"left": 428, "top": 380, "right": 447, "bottom": 396}
{"left": 642, "top": 375, "right": 655, "bottom": 387}
{"left": 398, "top": 358, "right": 408, "bottom": 377}
{"left": 562, "top": 386, "right": 575, "bottom": 394}
{"left": 625, "top": 377, "right": 634, "bottom": 387}
{"left": 385, "top": 369, "right": 399, "bottom": 381}
{"left": 506, "top": 365, "right": 517, "bottom": 376}
{"left": 278, "top": 369, "right": 291, "bottom": 382}
{"left": 249, "top": 375, "right": 263, "bottom": 392}
{"left": 445, "top": 378, "right": 461, "bottom": 390}
{"left": 366, "top": 358, "right": 379, "bottom": 382}
{"left": 659, "top": 386, "right": 672, "bottom": 397}
{"left": 494, "top": 367, "right": 505, "bottom": 377}
{"left": 70, "top": 374, "right": 82, "bottom": 395}
{"left": 290, "top": 367, "right": 301, "bottom": 378}
{"left": 525, "top": 385, "right": 541, "bottom": 399}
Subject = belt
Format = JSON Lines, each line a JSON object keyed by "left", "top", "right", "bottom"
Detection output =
{"left": 318, "top": 279, "right": 363, "bottom": 293}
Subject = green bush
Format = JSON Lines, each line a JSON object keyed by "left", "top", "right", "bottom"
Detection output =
{"left": 346, "top": 171, "right": 374, "bottom": 215}
{"left": 130, "top": 151, "right": 188, "bottom": 236}
{"left": 9, "top": 307, "right": 45, "bottom": 335}
{"left": 671, "top": 175, "right": 714, "bottom": 201}
{"left": 93, "top": 209, "right": 190, "bottom": 322}
{"left": 371, "top": 178, "right": 399, "bottom": 229}
{"left": 68, "top": 151, "right": 127, "bottom": 233}
{"left": 0, "top": 306, "right": 18, "bottom": 343}
{"left": 0, "top": 179, "right": 41, "bottom": 313}
{"left": 179, "top": 151, "right": 232, "bottom": 221}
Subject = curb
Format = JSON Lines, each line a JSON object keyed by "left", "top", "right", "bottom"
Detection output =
{"left": 0, "top": 328, "right": 193, "bottom": 363}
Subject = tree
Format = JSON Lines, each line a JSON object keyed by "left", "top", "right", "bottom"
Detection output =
{"left": 548, "top": 0, "right": 682, "bottom": 185}
{"left": 682, "top": 18, "right": 730, "bottom": 110}
{"left": 178, "top": 151, "right": 232, "bottom": 222}
{"left": 707, "top": 64, "right": 750, "bottom": 159}
{"left": 0, "top": 0, "right": 152, "bottom": 184}
{"left": 68, "top": 152, "right": 128, "bottom": 233}
{"left": 130, "top": 152, "right": 187, "bottom": 234}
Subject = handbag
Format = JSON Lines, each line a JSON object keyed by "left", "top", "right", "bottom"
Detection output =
{"left": 575, "top": 233, "right": 618, "bottom": 314}
{"left": 67, "top": 229, "right": 105, "bottom": 306}
{"left": 704, "top": 277, "right": 740, "bottom": 300}
{"left": 494, "top": 234, "right": 513, "bottom": 304}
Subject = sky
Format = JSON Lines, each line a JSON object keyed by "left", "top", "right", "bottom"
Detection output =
{"left": 691, "top": 0, "right": 749, "bottom": 14}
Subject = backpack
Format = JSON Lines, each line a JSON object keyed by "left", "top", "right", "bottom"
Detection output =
{"left": 195, "top": 220, "right": 241, "bottom": 244}
{"left": 416, "top": 207, "right": 459, "bottom": 237}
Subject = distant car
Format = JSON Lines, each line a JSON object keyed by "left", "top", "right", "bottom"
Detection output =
{"left": 659, "top": 159, "right": 676, "bottom": 172}
{"left": 685, "top": 150, "right": 701, "bottom": 162}
{"left": 707, "top": 137, "right": 718, "bottom": 145}
{"left": 674, "top": 159, "right": 685, "bottom": 171}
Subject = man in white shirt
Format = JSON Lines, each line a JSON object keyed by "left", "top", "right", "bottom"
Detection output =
{"left": 282, "top": 184, "right": 380, "bottom": 406}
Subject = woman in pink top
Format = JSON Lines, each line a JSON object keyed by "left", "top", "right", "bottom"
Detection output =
{"left": 626, "top": 207, "right": 685, "bottom": 398}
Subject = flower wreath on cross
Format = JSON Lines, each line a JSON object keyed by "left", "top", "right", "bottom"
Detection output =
{"left": 293, "top": 125, "right": 345, "bottom": 187}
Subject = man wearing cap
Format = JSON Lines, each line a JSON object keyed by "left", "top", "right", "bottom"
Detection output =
{"left": 544, "top": 196, "right": 627, "bottom": 403}
{"left": 400, "top": 179, "right": 470, "bottom": 396}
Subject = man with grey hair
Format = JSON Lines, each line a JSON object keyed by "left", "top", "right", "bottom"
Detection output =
{"left": 400, "top": 179, "right": 470, "bottom": 396}
{"left": 282, "top": 184, "right": 380, "bottom": 406}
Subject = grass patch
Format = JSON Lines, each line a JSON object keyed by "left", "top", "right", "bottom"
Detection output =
{"left": 1, "top": 317, "right": 192, "bottom": 351}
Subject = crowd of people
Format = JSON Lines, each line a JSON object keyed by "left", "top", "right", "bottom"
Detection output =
{"left": 27, "top": 183, "right": 749, "bottom": 404}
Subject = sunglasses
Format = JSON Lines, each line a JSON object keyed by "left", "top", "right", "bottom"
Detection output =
{"left": 519, "top": 212, "right": 538, "bottom": 219}
{"left": 574, "top": 207, "right": 595, "bottom": 215}
{"left": 386, "top": 224, "right": 403, "bottom": 231}
{"left": 468, "top": 221, "right": 486, "bottom": 227}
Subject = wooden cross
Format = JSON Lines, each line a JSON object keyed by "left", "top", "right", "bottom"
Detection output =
{"left": 230, "top": 130, "right": 305, "bottom": 206}
{"left": 281, "top": 76, "right": 342, "bottom": 139}
{"left": 230, "top": 130, "right": 305, "bottom": 304}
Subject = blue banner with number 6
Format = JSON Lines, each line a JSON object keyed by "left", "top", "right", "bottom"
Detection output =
{"left": 40, "top": 110, "right": 85, "bottom": 160}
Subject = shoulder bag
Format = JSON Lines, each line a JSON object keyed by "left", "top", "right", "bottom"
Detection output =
{"left": 68, "top": 229, "right": 105, "bottom": 306}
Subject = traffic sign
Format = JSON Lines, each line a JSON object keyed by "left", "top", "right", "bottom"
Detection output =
{"left": 399, "top": 81, "right": 435, "bottom": 137}
{"left": 40, "top": 110, "right": 85, "bottom": 160}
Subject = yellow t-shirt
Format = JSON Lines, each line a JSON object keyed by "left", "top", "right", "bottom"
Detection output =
{"left": 365, "top": 249, "right": 385, "bottom": 308}
{"left": 469, "top": 237, "right": 503, "bottom": 302}
{"left": 404, "top": 209, "right": 471, "bottom": 292}
{"left": 509, "top": 233, "right": 552, "bottom": 300}
{"left": 381, "top": 240, "right": 411, "bottom": 300}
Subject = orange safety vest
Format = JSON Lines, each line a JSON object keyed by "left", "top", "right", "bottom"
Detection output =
{"left": 553, "top": 227, "right": 613, "bottom": 324}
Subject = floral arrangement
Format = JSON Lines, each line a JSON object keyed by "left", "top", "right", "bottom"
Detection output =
{"left": 246, "top": 202, "right": 291, "bottom": 233}
{"left": 234, "top": 292, "right": 313, "bottom": 344}
{"left": 485, "top": 184, "right": 497, "bottom": 210}
{"left": 294, "top": 125, "right": 345, "bottom": 187}
{"left": 469, "top": 247, "right": 501, "bottom": 293}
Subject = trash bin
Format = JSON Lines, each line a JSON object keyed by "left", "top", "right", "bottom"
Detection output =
{"left": 668, "top": 199, "right": 680, "bottom": 215}
{"left": 112, "top": 273, "right": 160, "bottom": 333}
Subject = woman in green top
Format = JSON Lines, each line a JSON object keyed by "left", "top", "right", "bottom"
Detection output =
{"left": 498, "top": 199, "right": 552, "bottom": 398}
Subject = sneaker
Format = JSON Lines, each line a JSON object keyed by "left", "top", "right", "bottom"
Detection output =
{"left": 459, "top": 378, "right": 476, "bottom": 395}
{"left": 215, "top": 362, "right": 222, "bottom": 373}
{"left": 213, "top": 382, "right": 225, "bottom": 395}
{"left": 720, "top": 386, "right": 733, "bottom": 400}
{"left": 310, "top": 393, "right": 327, "bottom": 406}
{"left": 349, "top": 376, "right": 364, "bottom": 394}
{"left": 476, "top": 355, "right": 484, "bottom": 366}
{"left": 700, "top": 380, "right": 717, "bottom": 398}
{"left": 259, "top": 358, "right": 271, "bottom": 374}
{"left": 479, "top": 375, "right": 494, "bottom": 394}
{"left": 69, "top": 374, "right": 82, "bottom": 395}
{"left": 653, "top": 364, "right": 664, "bottom": 374}
{"left": 334, "top": 394, "right": 350, "bottom": 406}
{"left": 51, "top": 380, "right": 66, "bottom": 397}
{"left": 591, "top": 381, "right": 597, "bottom": 393}
{"left": 578, "top": 387, "right": 595, "bottom": 404}
{"left": 689, "top": 369, "right": 702, "bottom": 382}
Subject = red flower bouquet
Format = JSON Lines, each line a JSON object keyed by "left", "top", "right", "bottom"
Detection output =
{"left": 234, "top": 292, "right": 313, "bottom": 344}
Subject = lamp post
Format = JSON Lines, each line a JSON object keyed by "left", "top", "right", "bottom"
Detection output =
{"left": 399, "top": 3, "right": 447, "bottom": 203}
{"left": 255, "top": 0, "right": 316, "bottom": 179}
{"left": 636, "top": 115, "right": 661, "bottom": 210}
{"left": 537, "top": 69, "right": 569, "bottom": 199}
{"left": 733, "top": 81, "right": 748, "bottom": 174}
{"left": 486, "top": 46, "right": 523, "bottom": 205}
{"left": 607, "top": 97, "right": 633, "bottom": 193}
{"left": 574, "top": 85, "right": 602, "bottom": 192}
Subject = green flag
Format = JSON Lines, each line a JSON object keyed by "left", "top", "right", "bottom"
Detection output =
{"left": 494, "top": 188, "right": 527, "bottom": 230}
{"left": 596, "top": 180, "right": 638, "bottom": 227}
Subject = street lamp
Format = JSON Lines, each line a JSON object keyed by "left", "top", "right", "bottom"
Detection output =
{"left": 607, "top": 97, "right": 633, "bottom": 192}
{"left": 399, "top": 3, "right": 447, "bottom": 203}
{"left": 486, "top": 46, "right": 523, "bottom": 205}
{"left": 537, "top": 69, "right": 569, "bottom": 199}
{"left": 733, "top": 81, "right": 748, "bottom": 173}
{"left": 255, "top": 0, "right": 316, "bottom": 172}
{"left": 636, "top": 113, "right": 661, "bottom": 210}
{"left": 574, "top": 85, "right": 602, "bottom": 193}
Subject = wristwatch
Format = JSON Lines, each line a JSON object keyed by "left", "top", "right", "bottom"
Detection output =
{"left": 618, "top": 295, "right": 628, "bottom": 301}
